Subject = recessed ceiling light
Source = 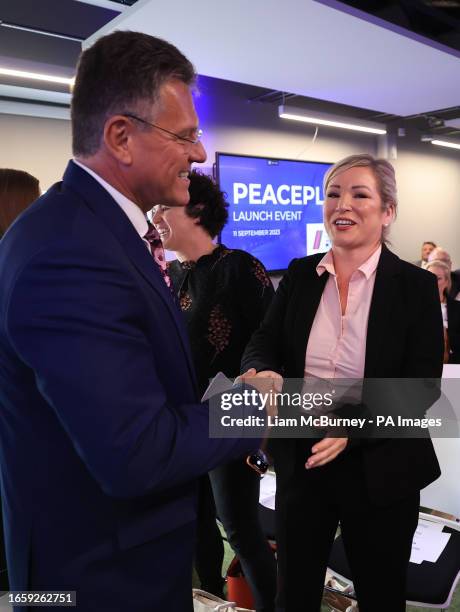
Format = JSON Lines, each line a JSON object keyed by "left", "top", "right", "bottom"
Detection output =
{"left": 431, "top": 139, "right": 460, "bottom": 151}
{"left": 0, "top": 67, "right": 74, "bottom": 87}
{"left": 279, "top": 105, "right": 386, "bottom": 135}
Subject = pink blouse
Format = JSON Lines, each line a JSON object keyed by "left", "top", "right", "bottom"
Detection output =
{"left": 305, "top": 246, "right": 381, "bottom": 380}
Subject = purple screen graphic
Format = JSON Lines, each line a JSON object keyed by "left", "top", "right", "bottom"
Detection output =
{"left": 217, "top": 153, "right": 331, "bottom": 271}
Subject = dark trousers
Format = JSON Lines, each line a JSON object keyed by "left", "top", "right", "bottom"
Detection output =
{"left": 195, "top": 461, "right": 277, "bottom": 611}
{"left": 195, "top": 464, "right": 277, "bottom": 612}
{"left": 210, "top": 458, "right": 277, "bottom": 612}
{"left": 195, "top": 475, "right": 225, "bottom": 597}
{"left": 276, "top": 444, "right": 419, "bottom": 612}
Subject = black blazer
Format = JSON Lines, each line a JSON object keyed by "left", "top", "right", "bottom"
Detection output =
{"left": 447, "top": 297, "right": 460, "bottom": 363}
{"left": 449, "top": 269, "right": 460, "bottom": 300}
{"left": 242, "top": 246, "right": 444, "bottom": 505}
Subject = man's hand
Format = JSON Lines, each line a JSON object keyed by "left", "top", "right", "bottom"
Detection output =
{"left": 238, "top": 369, "right": 283, "bottom": 392}
{"left": 305, "top": 437, "right": 348, "bottom": 469}
{"left": 238, "top": 369, "right": 283, "bottom": 418}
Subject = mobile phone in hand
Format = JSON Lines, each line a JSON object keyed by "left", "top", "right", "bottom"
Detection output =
{"left": 246, "top": 450, "right": 269, "bottom": 476}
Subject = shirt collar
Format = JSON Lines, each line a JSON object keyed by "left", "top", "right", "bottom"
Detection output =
{"left": 73, "top": 159, "right": 149, "bottom": 240}
{"left": 316, "top": 245, "right": 382, "bottom": 280}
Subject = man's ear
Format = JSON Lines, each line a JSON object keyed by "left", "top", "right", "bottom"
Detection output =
{"left": 102, "top": 115, "right": 135, "bottom": 165}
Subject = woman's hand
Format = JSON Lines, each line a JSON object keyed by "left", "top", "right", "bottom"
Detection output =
{"left": 238, "top": 369, "right": 284, "bottom": 393}
{"left": 253, "top": 369, "right": 284, "bottom": 393}
{"left": 305, "top": 437, "right": 348, "bottom": 469}
{"left": 239, "top": 369, "right": 283, "bottom": 418}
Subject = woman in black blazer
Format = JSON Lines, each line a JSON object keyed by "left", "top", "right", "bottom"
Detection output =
{"left": 447, "top": 298, "right": 460, "bottom": 363}
{"left": 426, "top": 259, "right": 460, "bottom": 364}
{"left": 242, "top": 154, "right": 444, "bottom": 612}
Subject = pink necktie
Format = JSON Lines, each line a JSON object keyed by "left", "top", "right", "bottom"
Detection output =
{"left": 144, "top": 221, "right": 172, "bottom": 288}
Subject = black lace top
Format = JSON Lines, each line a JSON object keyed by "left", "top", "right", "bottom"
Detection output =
{"left": 168, "top": 245, "right": 274, "bottom": 396}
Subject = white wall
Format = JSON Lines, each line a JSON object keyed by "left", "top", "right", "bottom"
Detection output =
{"left": 391, "top": 145, "right": 460, "bottom": 266}
{"left": 0, "top": 113, "right": 72, "bottom": 192}
{"left": 1, "top": 76, "right": 459, "bottom": 266}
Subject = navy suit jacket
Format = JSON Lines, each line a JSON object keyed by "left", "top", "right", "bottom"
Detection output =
{"left": 0, "top": 161, "right": 256, "bottom": 608}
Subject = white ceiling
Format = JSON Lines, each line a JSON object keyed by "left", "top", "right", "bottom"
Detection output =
{"left": 0, "top": 84, "right": 71, "bottom": 105}
{"left": 86, "top": 0, "right": 460, "bottom": 118}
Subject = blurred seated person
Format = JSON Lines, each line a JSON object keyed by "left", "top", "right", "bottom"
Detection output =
{"left": 152, "top": 171, "right": 277, "bottom": 612}
{"left": 428, "top": 247, "right": 460, "bottom": 300}
{"left": 427, "top": 260, "right": 460, "bottom": 363}
{"left": 0, "top": 167, "right": 40, "bottom": 590}
{"left": 415, "top": 241, "right": 436, "bottom": 269}
{"left": 0, "top": 168, "right": 40, "bottom": 237}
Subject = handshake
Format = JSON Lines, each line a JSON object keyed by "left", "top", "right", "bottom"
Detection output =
{"left": 237, "top": 367, "right": 284, "bottom": 393}
{"left": 236, "top": 368, "right": 348, "bottom": 471}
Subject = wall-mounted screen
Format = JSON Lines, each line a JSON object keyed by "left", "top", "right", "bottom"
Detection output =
{"left": 216, "top": 153, "right": 332, "bottom": 272}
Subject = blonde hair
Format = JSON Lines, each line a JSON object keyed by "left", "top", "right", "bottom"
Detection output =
{"left": 323, "top": 153, "right": 397, "bottom": 243}
{"left": 428, "top": 247, "right": 452, "bottom": 268}
{"left": 426, "top": 260, "right": 452, "bottom": 296}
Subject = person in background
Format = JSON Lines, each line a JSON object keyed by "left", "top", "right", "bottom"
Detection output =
{"left": 0, "top": 31, "right": 261, "bottom": 612}
{"left": 0, "top": 167, "right": 40, "bottom": 591}
{"left": 428, "top": 247, "right": 460, "bottom": 300}
{"left": 427, "top": 260, "right": 460, "bottom": 363}
{"left": 153, "top": 170, "right": 277, "bottom": 612}
{"left": 415, "top": 240, "right": 436, "bottom": 269}
{"left": 242, "top": 153, "right": 444, "bottom": 612}
{"left": 0, "top": 168, "right": 40, "bottom": 237}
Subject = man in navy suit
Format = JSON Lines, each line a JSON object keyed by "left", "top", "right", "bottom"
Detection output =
{"left": 0, "top": 31, "right": 260, "bottom": 611}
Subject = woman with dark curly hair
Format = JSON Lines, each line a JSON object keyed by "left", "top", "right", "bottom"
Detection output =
{"left": 153, "top": 170, "right": 277, "bottom": 612}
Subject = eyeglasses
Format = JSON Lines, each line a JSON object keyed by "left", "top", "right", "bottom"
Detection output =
{"left": 122, "top": 113, "right": 203, "bottom": 145}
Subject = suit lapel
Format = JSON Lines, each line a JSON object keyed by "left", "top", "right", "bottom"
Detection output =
{"left": 364, "top": 245, "right": 401, "bottom": 377}
{"left": 293, "top": 260, "right": 328, "bottom": 377}
{"left": 62, "top": 161, "right": 197, "bottom": 389}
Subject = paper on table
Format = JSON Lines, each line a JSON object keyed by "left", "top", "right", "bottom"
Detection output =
{"left": 410, "top": 520, "right": 451, "bottom": 564}
{"left": 418, "top": 518, "right": 444, "bottom": 532}
{"left": 257, "top": 478, "right": 452, "bottom": 560}
{"left": 201, "top": 372, "right": 234, "bottom": 401}
{"left": 259, "top": 471, "right": 277, "bottom": 511}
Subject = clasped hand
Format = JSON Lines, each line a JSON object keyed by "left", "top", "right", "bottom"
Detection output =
{"left": 239, "top": 368, "right": 348, "bottom": 469}
{"left": 238, "top": 368, "right": 282, "bottom": 418}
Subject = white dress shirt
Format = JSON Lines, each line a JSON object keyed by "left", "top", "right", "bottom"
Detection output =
{"left": 73, "top": 159, "right": 150, "bottom": 249}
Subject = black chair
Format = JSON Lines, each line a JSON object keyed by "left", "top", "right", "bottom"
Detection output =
{"left": 327, "top": 511, "right": 460, "bottom": 610}
{"left": 258, "top": 482, "right": 460, "bottom": 611}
